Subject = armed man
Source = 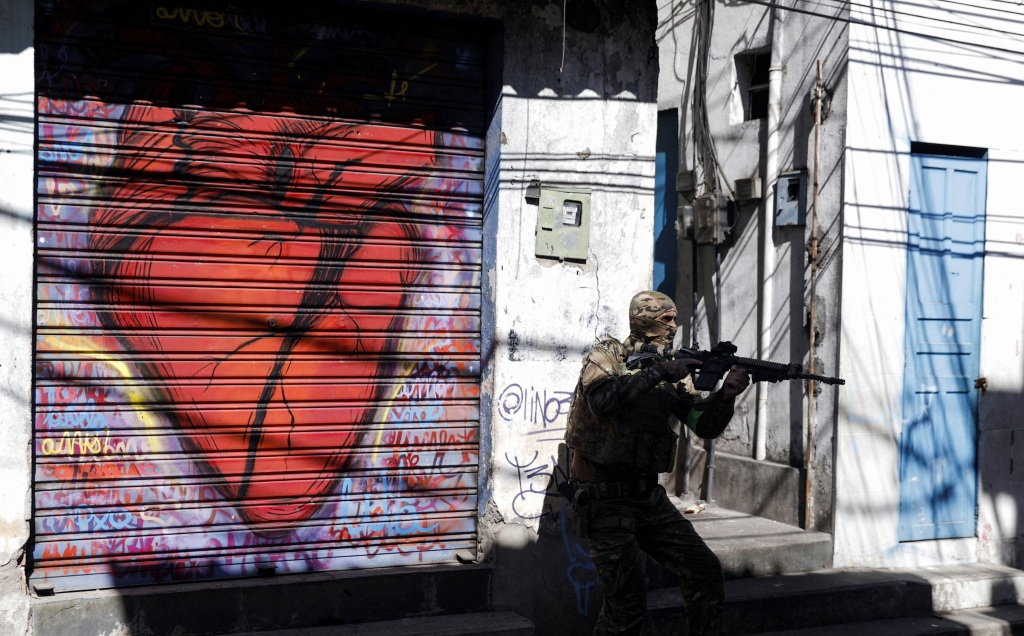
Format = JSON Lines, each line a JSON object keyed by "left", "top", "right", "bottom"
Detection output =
{"left": 564, "top": 290, "right": 750, "bottom": 636}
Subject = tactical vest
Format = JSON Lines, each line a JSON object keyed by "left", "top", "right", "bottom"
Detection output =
{"left": 564, "top": 337, "right": 678, "bottom": 474}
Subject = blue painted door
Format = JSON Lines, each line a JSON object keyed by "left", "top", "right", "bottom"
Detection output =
{"left": 898, "top": 153, "right": 986, "bottom": 541}
{"left": 654, "top": 109, "right": 678, "bottom": 296}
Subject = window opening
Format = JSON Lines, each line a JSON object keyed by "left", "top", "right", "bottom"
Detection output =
{"left": 736, "top": 49, "right": 771, "bottom": 121}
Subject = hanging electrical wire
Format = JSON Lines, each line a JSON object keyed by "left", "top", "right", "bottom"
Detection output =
{"left": 692, "top": 0, "right": 713, "bottom": 196}
{"left": 692, "top": 0, "right": 734, "bottom": 198}
{"left": 808, "top": 0, "right": 1024, "bottom": 41}
{"left": 737, "top": 0, "right": 1024, "bottom": 56}
{"left": 559, "top": 0, "right": 567, "bottom": 74}
{"left": 689, "top": 0, "right": 1023, "bottom": 201}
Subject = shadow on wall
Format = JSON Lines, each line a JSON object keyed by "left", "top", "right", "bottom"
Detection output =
{"left": 501, "top": 0, "right": 659, "bottom": 101}
{"left": 978, "top": 386, "right": 1024, "bottom": 570}
{"left": 491, "top": 443, "right": 603, "bottom": 636}
{"left": 0, "top": 0, "right": 32, "bottom": 54}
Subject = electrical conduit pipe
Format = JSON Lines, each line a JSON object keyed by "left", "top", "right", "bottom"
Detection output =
{"left": 756, "top": 9, "right": 784, "bottom": 461}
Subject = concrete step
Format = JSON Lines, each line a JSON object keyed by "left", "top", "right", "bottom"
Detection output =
{"left": 915, "top": 563, "right": 1024, "bottom": 612}
{"left": 687, "top": 504, "right": 833, "bottom": 579}
{"left": 233, "top": 611, "right": 535, "bottom": 636}
{"left": 644, "top": 564, "right": 1024, "bottom": 636}
{"left": 645, "top": 500, "right": 833, "bottom": 590}
{"left": 742, "top": 604, "right": 1024, "bottom": 635}
{"left": 648, "top": 568, "right": 934, "bottom": 634}
{"left": 31, "top": 563, "right": 495, "bottom": 636}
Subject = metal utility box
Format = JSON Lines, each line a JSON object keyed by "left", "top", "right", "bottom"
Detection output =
{"left": 735, "top": 177, "right": 762, "bottom": 201}
{"left": 534, "top": 186, "right": 591, "bottom": 261}
{"left": 679, "top": 193, "right": 735, "bottom": 245}
{"left": 775, "top": 171, "right": 807, "bottom": 226}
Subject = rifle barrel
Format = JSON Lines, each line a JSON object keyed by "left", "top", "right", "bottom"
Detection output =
{"left": 800, "top": 372, "right": 845, "bottom": 386}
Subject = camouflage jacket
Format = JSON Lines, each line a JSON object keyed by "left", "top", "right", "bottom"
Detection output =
{"left": 564, "top": 335, "right": 736, "bottom": 477}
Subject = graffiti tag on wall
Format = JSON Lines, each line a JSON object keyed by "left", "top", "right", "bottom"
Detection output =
{"left": 499, "top": 380, "right": 598, "bottom": 616}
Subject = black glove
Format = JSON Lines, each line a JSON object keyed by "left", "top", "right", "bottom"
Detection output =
{"left": 658, "top": 357, "right": 702, "bottom": 382}
{"left": 721, "top": 366, "right": 750, "bottom": 398}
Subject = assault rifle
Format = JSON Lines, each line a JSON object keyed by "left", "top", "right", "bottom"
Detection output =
{"left": 626, "top": 340, "right": 845, "bottom": 392}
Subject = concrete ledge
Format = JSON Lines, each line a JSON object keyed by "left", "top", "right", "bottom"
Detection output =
{"left": 683, "top": 448, "right": 803, "bottom": 527}
{"left": 646, "top": 565, "right": 1024, "bottom": 636}
{"left": 684, "top": 503, "right": 832, "bottom": 579}
{"left": 741, "top": 603, "right": 1024, "bottom": 635}
{"left": 234, "top": 611, "right": 535, "bottom": 636}
{"left": 644, "top": 502, "right": 832, "bottom": 592}
{"left": 648, "top": 569, "right": 935, "bottom": 635}
{"left": 31, "top": 563, "right": 493, "bottom": 636}
{"left": 914, "top": 563, "right": 1024, "bottom": 612}
{"left": 938, "top": 603, "right": 1024, "bottom": 636}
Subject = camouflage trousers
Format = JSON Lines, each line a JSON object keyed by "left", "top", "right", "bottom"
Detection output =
{"left": 586, "top": 485, "right": 724, "bottom": 635}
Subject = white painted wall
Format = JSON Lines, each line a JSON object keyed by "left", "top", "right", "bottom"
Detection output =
{"left": 836, "top": 1, "right": 1024, "bottom": 568}
{"left": 654, "top": 1, "right": 849, "bottom": 531}
{"left": 0, "top": 0, "right": 35, "bottom": 629}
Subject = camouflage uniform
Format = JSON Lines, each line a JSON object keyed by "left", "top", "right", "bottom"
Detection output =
{"left": 564, "top": 292, "right": 737, "bottom": 636}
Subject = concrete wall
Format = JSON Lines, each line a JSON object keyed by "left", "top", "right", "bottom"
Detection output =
{"left": 0, "top": 0, "right": 35, "bottom": 631}
{"left": 0, "top": 0, "right": 659, "bottom": 633}
{"left": 656, "top": 1, "right": 848, "bottom": 531}
{"left": 835, "top": 1, "right": 1024, "bottom": 568}
{"left": 482, "top": 4, "right": 659, "bottom": 633}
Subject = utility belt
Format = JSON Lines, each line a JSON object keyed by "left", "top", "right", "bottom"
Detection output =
{"left": 567, "top": 475, "right": 658, "bottom": 539}
{"left": 572, "top": 474, "right": 659, "bottom": 501}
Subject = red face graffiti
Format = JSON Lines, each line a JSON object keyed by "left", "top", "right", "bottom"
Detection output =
{"left": 91, "top": 105, "right": 434, "bottom": 528}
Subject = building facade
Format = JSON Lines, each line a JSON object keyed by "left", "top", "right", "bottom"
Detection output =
{"left": 658, "top": 0, "right": 1024, "bottom": 571}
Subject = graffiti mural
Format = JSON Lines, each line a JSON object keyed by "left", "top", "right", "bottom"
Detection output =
{"left": 499, "top": 380, "right": 598, "bottom": 617}
{"left": 33, "top": 0, "right": 486, "bottom": 591}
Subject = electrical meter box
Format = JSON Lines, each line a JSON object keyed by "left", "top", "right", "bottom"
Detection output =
{"left": 534, "top": 186, "right": 591, "bottom": 262}
{"left": 775, "top": 171, "right": 807, "bottom": 226}
{"left": 678, "top": 193, "right": 736, "bottom": 245}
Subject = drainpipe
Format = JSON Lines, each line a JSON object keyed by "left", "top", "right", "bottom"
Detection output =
{"left": 756, "top": 8, "right": 784, "bottom": 461}
{"left": 705, "top": 247, "right": 723, "bottom": 500}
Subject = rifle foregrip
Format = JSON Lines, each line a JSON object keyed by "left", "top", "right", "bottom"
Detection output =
{"left": 732, "top": 355, "right": 791, "bottom": 375}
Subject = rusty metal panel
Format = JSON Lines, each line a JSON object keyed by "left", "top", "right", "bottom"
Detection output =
{"left": 33, "top": 0, "right": 486, "bottom": 592}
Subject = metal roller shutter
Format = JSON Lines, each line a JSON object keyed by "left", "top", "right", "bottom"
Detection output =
{"left": 33, "top": 0, "right": 486, "bottom": 592}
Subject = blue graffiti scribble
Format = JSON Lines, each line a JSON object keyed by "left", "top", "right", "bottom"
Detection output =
{"left": 548, "top": 451, "right": 598, "bottom": 616}
{"left": 560, "top": 509, "right": 598, "bottom": 615}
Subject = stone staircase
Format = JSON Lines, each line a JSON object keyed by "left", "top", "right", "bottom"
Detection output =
{"left": 687, "top": 504, "right": 834, "bottom": 579}
{"left": 643, "top": 501, "right": 1024, "bottom": 635}
{"left": 647, "top": 564, "right": 1024, "bottom": 635}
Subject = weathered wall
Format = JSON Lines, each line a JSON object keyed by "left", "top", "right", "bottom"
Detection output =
{"left": 0, "top": 0, "right": 659, "bottom": 633}
{"left": 656, "top": 1, "right": 848, "bottom": 531}
{"left": 836, "top": 1, "right": 1024, "bottom": 568}
{"left": 484, "top": 3, "right": 659, "bottom": 633}
{"left": 0, "top": 0, "right": 35, "bottom": 631}
{"left": 371, "top": 5, "right": 660, "bottom": 634}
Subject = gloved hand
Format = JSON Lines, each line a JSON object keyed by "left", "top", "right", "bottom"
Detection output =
{"left": 658, "top": 357, "right": 702, "bottom": 382}
{"left": 721, "top": 366, "right": 750, "bottom": 399}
